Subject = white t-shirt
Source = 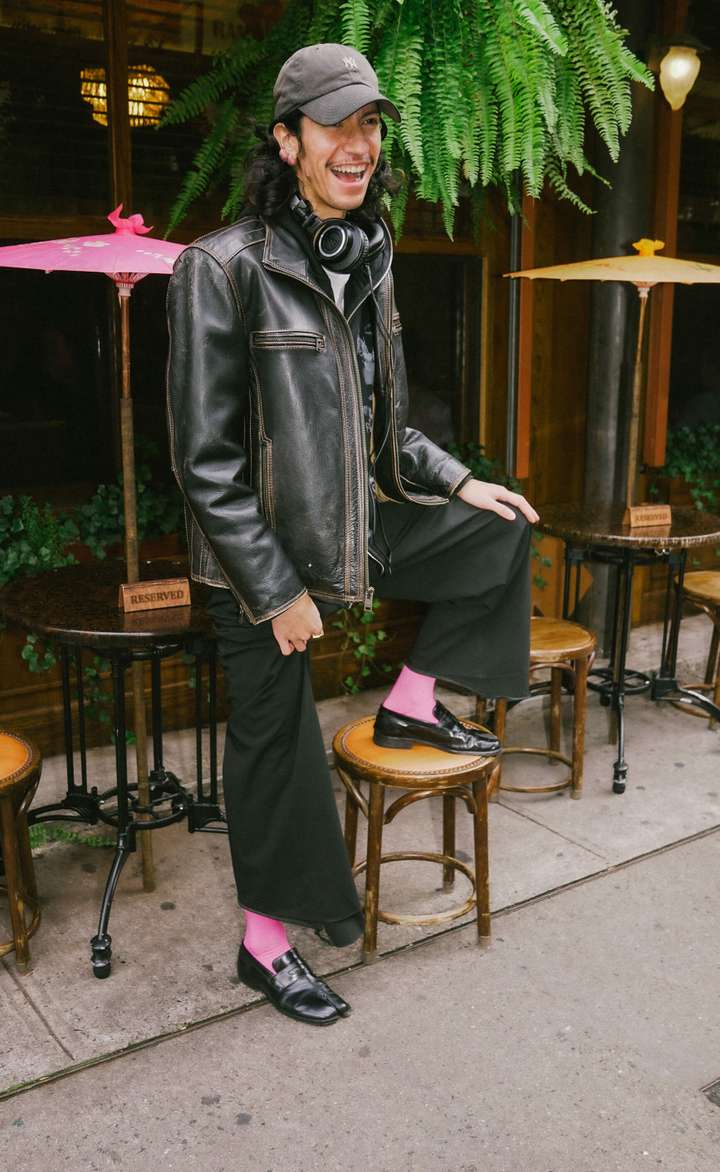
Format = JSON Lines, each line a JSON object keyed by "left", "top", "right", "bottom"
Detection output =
{"left": 323, "top": 267, "right": 351, "bottom": 313}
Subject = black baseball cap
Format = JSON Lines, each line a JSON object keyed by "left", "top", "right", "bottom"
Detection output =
{"left": 273, "top": 43, "right": 401, "bottom": 126}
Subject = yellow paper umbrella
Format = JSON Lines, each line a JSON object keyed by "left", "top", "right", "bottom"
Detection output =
{"left": 506, "top": 241, "right": 720, "bottom": 510}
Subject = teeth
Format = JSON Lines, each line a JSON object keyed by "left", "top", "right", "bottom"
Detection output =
{"left": 332, "top": 166, "right": 366, "bottom": 175}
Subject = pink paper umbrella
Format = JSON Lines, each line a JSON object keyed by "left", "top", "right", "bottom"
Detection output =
{"left": 0, "top": 206, "right": 186, "bottom": 893}
{"left": 0, "top": 204, "right": 186, "bottom": 582}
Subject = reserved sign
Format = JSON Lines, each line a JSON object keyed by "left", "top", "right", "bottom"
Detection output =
{"left": 118, "top": 577, "right": 191, "bottom": 613}
{"left": 623, "top": 504, "right": 672, "bottom": 529}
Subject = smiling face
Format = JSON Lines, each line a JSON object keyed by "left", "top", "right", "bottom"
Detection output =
{"left": 273, "top": 103, "right": 382, "bottom": 220}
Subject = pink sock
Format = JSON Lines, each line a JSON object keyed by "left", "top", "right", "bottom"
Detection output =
{"left": 383, "top": 664, "right": 439, "bottom": 724}
{"left": 242, "top": 908, "right": 291, "bottom": 972}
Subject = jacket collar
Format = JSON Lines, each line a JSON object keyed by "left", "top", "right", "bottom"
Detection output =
{"left": 262, "top": 206, "right": 393, "bottom": 322}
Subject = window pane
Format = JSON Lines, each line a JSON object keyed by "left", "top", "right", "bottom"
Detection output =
{"left": 0, "top": 0, "right": 109, "bottom": 218}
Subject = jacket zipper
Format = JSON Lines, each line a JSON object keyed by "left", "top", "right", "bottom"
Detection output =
{"left": 382, "top": 271, "right": 447, "bottom": 507}
{"left": 263, "top": 259, "right": 378, "bottom": 610}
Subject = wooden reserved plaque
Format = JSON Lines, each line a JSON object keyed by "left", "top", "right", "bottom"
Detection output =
{"left": 623, "top": 504, "right": 672, "bottom": 528}
{"left": 118, "top": 577, "right": 191, "bottom": 613}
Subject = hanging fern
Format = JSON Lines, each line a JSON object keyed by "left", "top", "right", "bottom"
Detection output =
{"left": 161, "top": 0, "right": 653, "bottom": 239}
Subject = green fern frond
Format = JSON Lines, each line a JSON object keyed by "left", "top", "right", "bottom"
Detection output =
{"left": 164, "top": 0, "right": 655, "bottom": 238}
{"left": 159, "top": 39, "right": 263, "bottom": 127}
{"left": 375, "top": 7, "right": 425, "bottom": 174}
{"left": 166, "top": 98, "right": 238, "bottom": 234}
{"left": 307, "top": 0, "right": 344, "bottom": 42}
{"left": 513, "top": 0, "right": 567, "bottom": 55}
{"left": 546, "top": 158, "right": 593, "bottom": 213}
{"left": 340, "top": 0, "right": 373, "bottom": 52}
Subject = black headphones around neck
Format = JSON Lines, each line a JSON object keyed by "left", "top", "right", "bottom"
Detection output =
{"left": 289, "top": 193, "right": 385, "bottom": 274}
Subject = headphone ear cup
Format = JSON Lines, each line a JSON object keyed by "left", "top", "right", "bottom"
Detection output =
{"left": 288, "top": 194, "right": 385, "bottom": 273}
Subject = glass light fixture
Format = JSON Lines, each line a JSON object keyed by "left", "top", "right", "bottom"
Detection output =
{"left": 659, "top": 44, "right": 701, "bottom": 111}
{"left": 81, "top": 66, "right": 170, "bottom": 128}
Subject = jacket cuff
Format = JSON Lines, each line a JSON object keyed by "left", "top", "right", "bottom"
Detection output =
{"left": 448, "top": 469, "right": 474, "bottom": 497}
{"left": 253, "top": 588, "right": 309, "bottom": 625}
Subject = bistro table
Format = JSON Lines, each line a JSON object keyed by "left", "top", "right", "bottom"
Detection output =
{"left": 537, "top": 504, "right": 720, "bottom": 793}
{"left": 0, "top": 559, "right": 223, "bottom": 977}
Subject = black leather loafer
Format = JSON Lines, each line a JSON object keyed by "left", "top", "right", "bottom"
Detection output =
{"left": 236, "top": 944, "right": 340, "bottom": 1026}
{"left": 373, "top": 700, "right": 501, "bottom": 756}
{"left": 292, "top": 952, "right": 352, "bottom": 1017}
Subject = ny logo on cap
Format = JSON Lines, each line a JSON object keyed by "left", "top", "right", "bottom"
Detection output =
{"left": 342, "top": 56, "right": 359, "bottom": 70}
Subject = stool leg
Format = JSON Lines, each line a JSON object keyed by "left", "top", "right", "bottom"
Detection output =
{"left": 16, "top": 811, "right": 38, "bottom": 904}
{"left": 472, "top": 773, "right": 491, "bottom": 945}
{"left": 474, "top": 696, "right": 487, "bottom": 724}
{"left": 16, "top": 776, "right": 40, "bottom": 904}
{"left": 0, "top": 797, "right": 30, "bottom": 972}
{"left": 550, "top": 667, "right": 563, "bottom": 760}
{"left": 704, "top": 621, "right": 720, "bottom": 687}
{"left": 442, "top": 793, "right": 456, "bottom": 890}
{"left": 344, "top": 788, "right": 359, "bottom": 867}
{"left": 709, "top": 618, "right": 720, "bottom": 731}
{"left": 362, "top": 782, "right": 385, "bottom": 964}
{"left": 571, "top": 655, "right": 590, "bottom": 799}
{"left": 489, "top": 699, "right": 507, "bottom": 800}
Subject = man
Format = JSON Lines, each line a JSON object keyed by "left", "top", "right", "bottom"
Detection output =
{"left": 166, "top": 43, "right": 538, "bottom": 1027}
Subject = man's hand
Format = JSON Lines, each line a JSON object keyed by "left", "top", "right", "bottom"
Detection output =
{"left": 458, "top": 478, "right": 539, "bottom": 524}
{"left": 271, "top": 593, "right": 324, "bottom": 655}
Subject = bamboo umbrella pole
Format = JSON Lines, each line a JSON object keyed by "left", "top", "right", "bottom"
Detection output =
{"left": 118, "top": 286, "right": 155, "bottom": 893}
{"left": 624, "top": 285, "right": 651, "bottom": 513}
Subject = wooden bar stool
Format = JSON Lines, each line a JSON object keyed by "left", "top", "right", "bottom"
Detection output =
{"left": 488, "top": 617, "right": 596, "bottom": 801}
{"left": 679, "top": 571, "right": 720, "bottom": 727}
{"left": 0, "top": 730, "right": 42, "bottom": 972}
{"left": 333, "top": 716, "right": 495, "bottom": 963}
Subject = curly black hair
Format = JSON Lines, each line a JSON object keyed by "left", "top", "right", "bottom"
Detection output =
{"left": 243, "top": 109, "right": 401, "bottom": 223}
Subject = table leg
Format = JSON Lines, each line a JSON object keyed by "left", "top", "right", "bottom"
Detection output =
{"left": 208, "top": 641, "right": 218, "bottom": 805}
{"left": 195, "top": 647, "right": 205, "bottom": 802}
{"left": 60, "top": 646, "right": 76, "bottom": 792}
{"left": 650, "top": 550, "right": 720, "bottom": 721}
{"left": 131, "top": 658, "right": 155, "bottom": 894}
{"left": 74, "top": 647, "right": 89, "bottom": 793}
{"left": 90, "top": 655, "right": 134, "bottom": 979}
{"left": 609, "top": 552, "right": 635, "bottom": 794}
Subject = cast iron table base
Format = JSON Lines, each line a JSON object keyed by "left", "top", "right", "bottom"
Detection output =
{"left": 0, "top": 561, "right": 226, "bottom": 977}
{"left": 540, "top": 505, "right": 720, "bottom": 794}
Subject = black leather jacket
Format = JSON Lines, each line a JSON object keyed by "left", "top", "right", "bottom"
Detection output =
{"left": 166, "top": 208, "right": 471, "bottom": 624}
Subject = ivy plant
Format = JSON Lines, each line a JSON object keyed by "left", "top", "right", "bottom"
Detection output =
{"left": 161, "top": 0, "right": 653, "bottom": 238}
{"left": 71, "top": 437, "right": 183, "bottom": 558}
{"left": 0, "top": 495, "right": 78, "bottom": 589}
{"left": 661, "top": 424, "right": 720, "bottom": 514}
{"left": 331, "top": 596, "right": 396, "bottom": 694}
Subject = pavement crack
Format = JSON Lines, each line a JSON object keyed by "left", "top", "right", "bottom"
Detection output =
{"left": 5, "top": 963, "right": 75, "bottom": 1062}
{"left": 494, "top": 797, "right": 609, "bottom": 860}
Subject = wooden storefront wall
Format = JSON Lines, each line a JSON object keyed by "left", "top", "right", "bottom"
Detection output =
{"left": 0, "top": 0, "right": 706, "bottom": 757}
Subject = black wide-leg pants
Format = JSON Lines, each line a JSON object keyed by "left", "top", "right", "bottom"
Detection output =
{"left": 205, "top": 496, "right": 532, "bottom": 946}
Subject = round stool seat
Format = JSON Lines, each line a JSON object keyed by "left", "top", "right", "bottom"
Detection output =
{"left": 530, "top": 617, "right": 596, "bottom": 662}
{"left": 333, "top": 715, "right": 494, "bottom": 961}
{"left": 0, "top": 731, "right": 41, "bottom": 794}
{"left": 683, "top": 571, "right": 720, "bottom": 607}
{"left": 333, "top": 716, "right": 491, "bottom": 789}
{"left": 0, "top": 729, "right": 42, "bottom": 972}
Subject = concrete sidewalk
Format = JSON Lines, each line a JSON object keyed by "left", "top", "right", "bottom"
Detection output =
{"left": 1, "top": 613, "right": 720, "bottom": 1169}
{"left": 3, "top": 831, "right": 720, "bottom": 1171}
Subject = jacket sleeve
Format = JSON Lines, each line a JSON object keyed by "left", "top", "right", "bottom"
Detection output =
{"left": 398, "top": 428, "right": 473, "bottom": 498}
{"left": 166, "top": 245, "right": 308, "bottom": 624}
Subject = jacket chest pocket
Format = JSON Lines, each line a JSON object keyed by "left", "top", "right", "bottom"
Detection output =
{"left": 250, "top": 330, "right": 326, "bottom": 352}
